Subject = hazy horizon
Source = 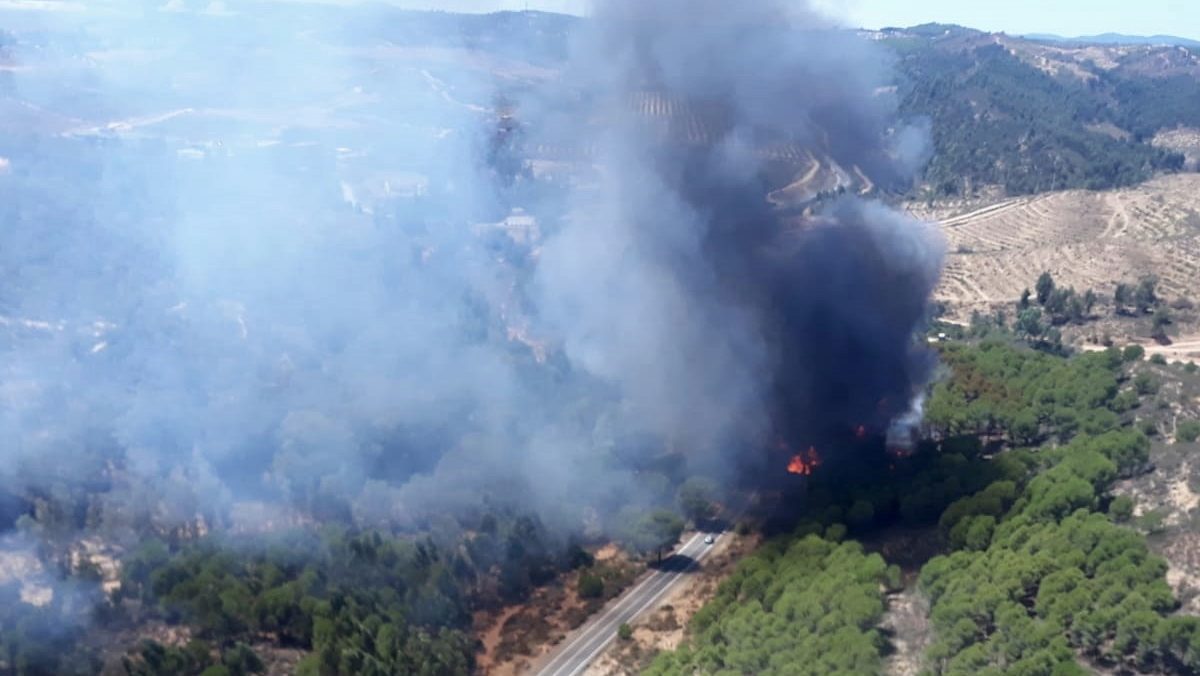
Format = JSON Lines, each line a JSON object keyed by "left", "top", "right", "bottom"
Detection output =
{"left": 247, "top": 0, "right": 1197, "bottom": 42}
{"left": 1, "top": 1, "right": 1197, "bottom": 42}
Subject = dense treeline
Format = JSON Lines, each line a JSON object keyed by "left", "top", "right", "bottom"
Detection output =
{"left": 920, "top": 432, "right": 1180, "bottom": 674}
{"left": 924, "top": 341, "right": 1128, "bottom": 445}
{"left": 918, "top": 340, "right": 1200, "bottom": 673}
{"left": 120, "top": 640, "right": 264, "bottom": 676}
{"left": 653, "top": 338, "right": 1200, "bottom": 674}
{"left": 0, "top": 436, "right": 715, "bottom": 675}
{"left": 644, "top": 534, "right": 897, "bottom": 675}
{"left": 112, "top": 515, "right": 604, "bottom": 676}
{"left": 1106, "top": 72, "right": 1200, "bottom": 141}
{"left": 0, "top": 509, "right": 605, "bottom": 675}
{"left": 787, "top": 435, "right": 1024, "bottom": 536}
{"left": 118, "top": 531, "right": 476, "bottom": 675}
{"left": 889, "top": 29, "right": 1191, "bottom": 196}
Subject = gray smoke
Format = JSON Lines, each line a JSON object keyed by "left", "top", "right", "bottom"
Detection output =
{"left": 0, "top": 0, "right": 942, "bottom": 545}
{"left": 530, "top": 0, "right": 944, "bottom": 470}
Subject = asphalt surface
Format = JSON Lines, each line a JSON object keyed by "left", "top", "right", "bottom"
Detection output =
{"left": 533, "top": 531, "right": 716, "bottom": 676}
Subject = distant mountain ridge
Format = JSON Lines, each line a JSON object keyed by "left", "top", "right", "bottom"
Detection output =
{"left": 1025, "top": 32, "right": 1200, "bottom": 48}
{"left": 872, "top": 23, "right": 1200, "bottom": 196}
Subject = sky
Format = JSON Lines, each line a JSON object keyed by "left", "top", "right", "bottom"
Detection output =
{"left": 824, "top": 0, "right": 1200, "bottom": 39}
{"left": 388, "top": 0, "right": 1200, "bottom": 40}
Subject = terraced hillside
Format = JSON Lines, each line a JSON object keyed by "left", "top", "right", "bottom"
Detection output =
{"left": 519, "top": 90, "right": 867, "bottom": 208}
{"left": 913, "top": 174, "right": 1200, "bottom": 315}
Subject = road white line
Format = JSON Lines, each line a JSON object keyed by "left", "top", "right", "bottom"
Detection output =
{"left": 548, "top": 536, "right": 715, "bottom": 676}
{"left": 560, "top": 564, "right": 685, "bottom": 667}
{"left": 535, "top": 533, "right": 705, "bottom": 676}
{"left": 561, "top": 545, "right": 710, "bottom": 676}
{"left": 938, "top": 197, "right": 1030, "bottom": 228}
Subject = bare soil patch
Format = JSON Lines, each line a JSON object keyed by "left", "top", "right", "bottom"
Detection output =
{"left": 1143, "top": 337, "right": 1200, "bottom": 364}
{"left": 858, "top": 526, "right": 941, "bottom": 676}
{"left": 881, "top": 589, "right": 932, "bottom": 676}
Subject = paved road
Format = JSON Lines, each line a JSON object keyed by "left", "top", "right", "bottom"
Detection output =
{"left": 533, "top": 532, "right": 716, "bottom": 676}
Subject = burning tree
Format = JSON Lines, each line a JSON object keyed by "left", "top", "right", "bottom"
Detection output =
{"left": 785, "top": 446, "right": 823, "bottom": 477}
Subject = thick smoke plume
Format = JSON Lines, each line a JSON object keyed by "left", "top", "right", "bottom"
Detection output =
{"left": 0, "top": 0, "right": 942, "bottom": 549}
{"left": 531, "top": 0, "right": 944, "bottom": 470}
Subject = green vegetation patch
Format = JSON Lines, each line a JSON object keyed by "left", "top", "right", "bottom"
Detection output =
{"left": 645, "top": 534, "right": 893, "bottom": 676}
{"left": 649, "top": 338, "right": 1185, "bottom": 675}
{"left": 925, "top": 341, "right": 1125, "bottom": 446}
{"left": 918, "top": 344, "right": 1199, "bottom": 674}
{"left": 118, "top": 530, "right": 478, "bottom": 676}
{"left": 920, "top": 432, "right": 1180, "bottom": 674}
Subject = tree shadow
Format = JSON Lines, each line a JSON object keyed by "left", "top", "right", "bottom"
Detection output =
{"left": 649, "top": 553, "right": 699, "bottom": 573}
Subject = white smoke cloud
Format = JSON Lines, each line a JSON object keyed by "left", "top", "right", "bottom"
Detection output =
{"left": 0, "top": 0, "right": 941, "bottom": 541}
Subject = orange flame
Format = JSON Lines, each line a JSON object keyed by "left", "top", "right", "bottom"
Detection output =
{"left": 787, "top": 446, "right": 822, "bottom": 476}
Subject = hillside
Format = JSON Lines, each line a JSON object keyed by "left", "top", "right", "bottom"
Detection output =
{"left": 1026, "top": 33, "right": 1200, "bottom": 49}
{"left": 911, "top": 173, "right": 1200, "bottom": 314}
{"left": 2, "top": 11, "right": 1197, "bottom": 202}
{"left": 881, "top": 24, "right": 1200, "bottom": 197}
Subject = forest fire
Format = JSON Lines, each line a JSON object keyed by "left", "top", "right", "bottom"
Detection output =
{"left": 786, "top": 447, "right": 822, "bottom": 476}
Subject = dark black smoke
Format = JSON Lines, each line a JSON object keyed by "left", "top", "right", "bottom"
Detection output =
{"left": 529, "top": 0, "right": 944, "bottom": 474}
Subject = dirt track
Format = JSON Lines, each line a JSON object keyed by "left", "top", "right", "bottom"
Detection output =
{"left": 1143, "top": 337, "right": 1200, "bottom": 363}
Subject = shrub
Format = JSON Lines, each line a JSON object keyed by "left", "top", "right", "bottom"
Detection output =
{"left": 1178, "top": 420, "right": 1200, "bottom": 443}
{"left": 566, "top": 545, "right": 595, "bottom": 570}
{"left": 1135, "top": 373, "right": 1160, "bottom": 396}
{"left": 883, "top": 564, "right": 904, "bottom": 593}
{"left": 1110, "top": 496, "right": 1135, "bottom": 522}
{"left": 578, "top": 573, "right": 604, "bottom": 600}
{"left": 824, "top": 523, "right": 847, "bottom": 543}
{"left": 1150, "top": 354, "right": 1168, "bottom": 365}
{"left": 1138, "top": 509, "right": 1167, "bottom": 534}
{"left": 1124, "top": 345, "right": 1146, "bottom": 362}
{"left": 1110, "top": 390, "right": 1141, "bottom": 413}
{"left": 618, "top": 623, "right": 634, "bottom": 641}
{"left": 846, "top": 500, "right": 876, "bottom": 530}
{"left": 1140, "top": 419, "right": 1159, "bottom": 437}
